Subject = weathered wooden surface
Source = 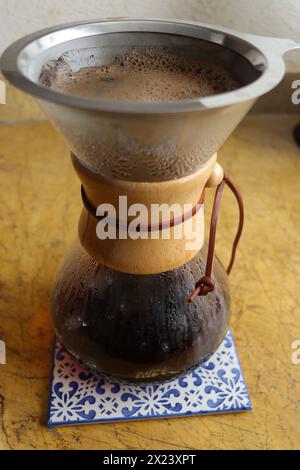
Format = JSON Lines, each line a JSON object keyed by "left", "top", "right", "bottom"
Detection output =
{"left": 0, "top": 116, "right": 300, "bottom": 449}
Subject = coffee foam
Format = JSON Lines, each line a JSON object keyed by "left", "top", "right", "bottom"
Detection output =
{"left": 44, "top": 48, "right": 239, "bottom": 102}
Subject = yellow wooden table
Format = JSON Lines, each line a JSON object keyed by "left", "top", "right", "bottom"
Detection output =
{"left": 0, "top": 115, "right": 300, "bottom": 450}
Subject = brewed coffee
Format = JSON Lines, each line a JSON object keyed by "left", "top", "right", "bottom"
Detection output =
{"left": 52, "top": 242, "right": 230, "bottom": 381}
{"left": 43, "top": 49, "right": 239, "bottom": 101}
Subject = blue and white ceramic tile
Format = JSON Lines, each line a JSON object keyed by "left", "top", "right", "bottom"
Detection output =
{"left": 48, "top": 330, "right": 251, "bottom": 426}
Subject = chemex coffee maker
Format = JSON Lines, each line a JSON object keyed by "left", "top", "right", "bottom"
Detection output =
{"left": 1, "top": 19, "right": 298, "bottom": 381}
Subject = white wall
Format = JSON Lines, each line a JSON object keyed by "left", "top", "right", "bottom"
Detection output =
{"left": 0, "top": 0, "right": 299, "bottom": 70}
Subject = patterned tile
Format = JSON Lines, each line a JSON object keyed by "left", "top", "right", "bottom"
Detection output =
{"left": 48, "top": 330, "right": 251, "bottom": 425}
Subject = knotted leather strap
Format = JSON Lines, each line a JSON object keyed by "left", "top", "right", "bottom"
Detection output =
{"left": 187, "top": 173, "right": 244, "bottom": 302}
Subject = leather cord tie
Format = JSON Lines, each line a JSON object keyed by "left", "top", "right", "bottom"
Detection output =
{"left": 81, "top": 185, "right": 205, "bottom": 232}
{"left": 187, "top": 173, "right": 244, "bottom": 303}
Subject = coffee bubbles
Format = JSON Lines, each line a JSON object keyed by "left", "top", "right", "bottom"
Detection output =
{"left": 42, "top": 48, "right": 239, "bottom": 102}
